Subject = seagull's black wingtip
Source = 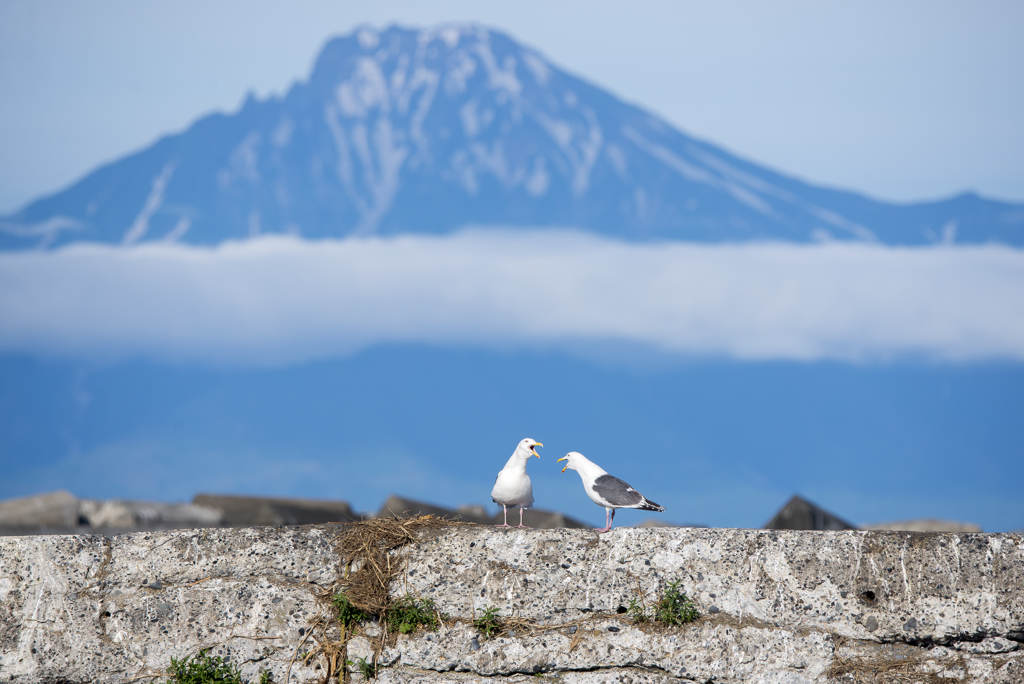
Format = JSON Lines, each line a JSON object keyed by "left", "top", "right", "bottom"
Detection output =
{"left": 639, "top": 499, "right": 665, "bottom": 512}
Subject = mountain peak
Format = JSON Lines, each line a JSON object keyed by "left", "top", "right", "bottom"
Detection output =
{"left": 3, "top": 24, "right": 1022, "bottom": 250}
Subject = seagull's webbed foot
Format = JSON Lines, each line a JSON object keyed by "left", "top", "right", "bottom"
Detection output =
{"left": 517, "top": 507, "right": 530, "bottom": 529}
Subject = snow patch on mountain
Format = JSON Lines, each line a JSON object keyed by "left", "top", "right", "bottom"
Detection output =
{"left": 123, "top": 164, "right": 174, "bottom": 245}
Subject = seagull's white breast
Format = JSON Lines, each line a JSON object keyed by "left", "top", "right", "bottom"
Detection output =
{"left": 491, "top": 467, "right": 534, "bottom": 508}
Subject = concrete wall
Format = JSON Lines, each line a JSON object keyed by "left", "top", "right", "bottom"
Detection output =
{"left": 1, "top": 525, "right": 1022, "bottom": 683}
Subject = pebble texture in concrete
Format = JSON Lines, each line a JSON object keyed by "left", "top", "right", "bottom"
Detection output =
{"left": 0, "top": 527, "right": 337, "bottom": 683}
{"left": 1, "top": 525, "right": 1022, "bottom": 683}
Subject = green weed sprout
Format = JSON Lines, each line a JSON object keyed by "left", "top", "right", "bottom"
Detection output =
{"left": 627, "top": 596, "right": 648, "bottom": 624}
{"left": 355, "top": 657, "right": 377, "bottom": 680}
{"left": 473, "top": 605, "right": 502, "bottom": 639}
{"left": 332, "top": 593, "right": 371, "bottom": 628}
{"left": 385, "top": 595, "right": 440, "bottom": 635}
{"left": 164, "top": 648, "right": 273, "bottom": 684}
{"left": 654, "top": 580, "right": 700, "bottom": 625}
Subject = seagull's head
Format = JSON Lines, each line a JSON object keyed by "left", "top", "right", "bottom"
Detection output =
{"left": 557, "top": 451, "right": 583, "bottom": 473}
{"left": 518, "top": 438, "right": 543, "bottom": 459}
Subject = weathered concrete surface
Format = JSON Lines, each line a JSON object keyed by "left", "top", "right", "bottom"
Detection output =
{"left": 0, "top": 527, "right": 337, "bottom": 683}
{"left": 1, "top": 525, "right": 1022, "bottom": 683}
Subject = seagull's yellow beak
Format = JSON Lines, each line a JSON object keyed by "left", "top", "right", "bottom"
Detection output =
{"left": 557, "top": 455, "right": 568, "bottom": 473}
{"left": 531, "top": 442, "right": 543, "bottom": 458}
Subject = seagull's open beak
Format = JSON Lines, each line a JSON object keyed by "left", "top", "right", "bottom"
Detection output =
{"left": 530, "top": 442, "right": 543, "bottom": 458}
{"left": 557, "top": 455, "right": 568, "bottom": 473}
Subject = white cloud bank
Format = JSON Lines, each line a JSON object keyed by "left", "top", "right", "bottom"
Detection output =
{"left": 1, "top": 230, "right": 1023, "bottom": 365}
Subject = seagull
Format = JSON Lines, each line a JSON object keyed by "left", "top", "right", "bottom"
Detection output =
{"left": 491, "top": 438, "right": 543, "bottom": 528}
{"left": 557, "top": 451, "right": 664, "bottom": 532}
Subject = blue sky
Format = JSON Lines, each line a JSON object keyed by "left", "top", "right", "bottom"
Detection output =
{"left": 1, "top": 0, "right": 1023, "bottom": 213}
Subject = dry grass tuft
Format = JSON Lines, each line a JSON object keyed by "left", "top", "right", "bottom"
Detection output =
{"left": 825, "top": 649, "right": 967, "bottom": 684}
{"left": 287, "top": 515, "right": 471, "bottom": 684}
{"left": 333, "top": 514, "right": 474, "bottom": 615}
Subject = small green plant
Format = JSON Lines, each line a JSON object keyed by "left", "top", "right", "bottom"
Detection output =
{"left": 654, "top": 580, "right": 700, "bottom": 626}
{"left": 333, "top": 593, "right": 371, "bottom": 628}
{"left": 385, "top": 595, "right": 440, "bottom": 634}
{"left": 627, "top": 596, "right": 648, "bottom": 624}
{"left": 355, "top": 656, "right": 377, "bottom": 680}
{"left": 473, "top": 604, "right": 502, "bottom": 639}
{"left": 164, "top": 648, "right": 273, "bottom": 684}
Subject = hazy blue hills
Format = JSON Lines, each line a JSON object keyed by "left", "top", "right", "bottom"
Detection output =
{"left": 3, "top": 24, "right": 1022, "bottom": 250}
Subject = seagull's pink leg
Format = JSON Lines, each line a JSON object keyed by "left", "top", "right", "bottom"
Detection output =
{"left": 597, "top": 508, "right": 613, "bottom": 533}
{"left": 517, "top": 506, "right": 530, "bottom": 529}
{"left": 495, "top": 505, "right": 512, "bottom": 527}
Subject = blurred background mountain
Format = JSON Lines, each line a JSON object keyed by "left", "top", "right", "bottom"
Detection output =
{"left": 5, "top": 26, "right": 1022, "bottom": 250}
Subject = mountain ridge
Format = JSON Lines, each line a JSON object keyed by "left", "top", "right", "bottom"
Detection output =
{"left": 3, "top": 24, "right": 1022, "bottom": 250}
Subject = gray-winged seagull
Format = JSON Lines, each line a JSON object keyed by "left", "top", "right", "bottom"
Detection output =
{"left": 557, "top": 451, "right": 664, "bottom": 532}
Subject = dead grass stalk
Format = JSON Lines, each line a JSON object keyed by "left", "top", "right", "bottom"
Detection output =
{"left": 824, "top": 649, "right": 967, "bottom": 684}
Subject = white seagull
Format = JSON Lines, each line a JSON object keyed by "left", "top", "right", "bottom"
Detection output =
{"left": 491, "top": 438, "right": 543, "bottom": 528}
{"left": 557, "top": 451, "right": 664, "bottom": 532}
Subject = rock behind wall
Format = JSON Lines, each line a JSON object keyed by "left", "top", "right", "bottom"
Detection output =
{"left": 1, "top": 524, "right": 1022, "bottom": 683}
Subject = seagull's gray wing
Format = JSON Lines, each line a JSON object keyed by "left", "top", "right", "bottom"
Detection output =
{"left": 592, "top": 475, "right": 644, "bottom": 507}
